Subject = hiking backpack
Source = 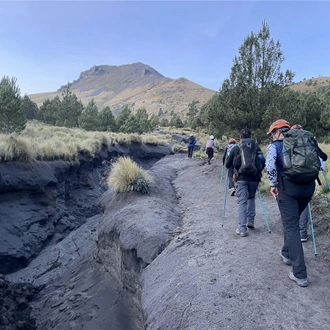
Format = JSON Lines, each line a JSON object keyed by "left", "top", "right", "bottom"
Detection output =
{"left": 226, "top": 144, "right": 235, "bottom": 157}
{"left": 282, "top": 129, "right": 320, "bottom": 183}
{"left": 234, "top": 139, "right": 265, "bottom": 176}
{"left": 188, "top": 136, "right": 195, "bottom": 145}
{"left": 206, "top": 139, "right": 214, "bottom": 148}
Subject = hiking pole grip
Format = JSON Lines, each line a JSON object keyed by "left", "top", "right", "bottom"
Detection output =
{"left": 308, "top": 202, "right": 317, "bottom": 256}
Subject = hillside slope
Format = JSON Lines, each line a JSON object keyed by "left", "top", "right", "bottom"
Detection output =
{"left": 29, "top": 62, "right": 216, "bottom": 116}
{"left": 290, "top": 76, "right": 330, "bottom": 93}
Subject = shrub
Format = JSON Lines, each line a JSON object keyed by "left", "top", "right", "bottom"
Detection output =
{"left": 172, "top": 142, "right": 187, "bottom": 153}
{"left": 107, "top": 156, "right": 153, "bottom": 193}
{"left": 193, "top": 150, "right": 208, "bottom": 160}
{"left": 0, "top": 134, "right": 33, "bottom": 162}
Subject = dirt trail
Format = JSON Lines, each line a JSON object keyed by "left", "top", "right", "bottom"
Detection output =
{"left": 142, "top": 155, "right": 330, "bottom": 330}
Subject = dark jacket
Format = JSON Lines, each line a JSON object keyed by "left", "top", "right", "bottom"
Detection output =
{"left": 225, "top": 138, "right": 263, "bottom": 182}
{"left": 187, "top": 136, "right": 197, "bottom": 147}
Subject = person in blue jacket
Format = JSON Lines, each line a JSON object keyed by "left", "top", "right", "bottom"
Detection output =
{"left": 187, "top": 133, "right": 197, "bottom": 158}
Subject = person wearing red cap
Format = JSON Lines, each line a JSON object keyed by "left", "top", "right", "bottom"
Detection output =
{"left": 222, "top": 137, "right": 237, "bottom": 195}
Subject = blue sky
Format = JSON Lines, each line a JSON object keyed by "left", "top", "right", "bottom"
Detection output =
{"left": 1, "top": 1, "right": 330, "bottom": 95}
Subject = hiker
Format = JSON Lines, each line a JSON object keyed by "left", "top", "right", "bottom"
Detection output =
{"left": 222, "top": 138, "right": 237, "bottom": 196}
{"left": 266, "top": 119, "right": 327, "bottom": 287}
{"left": 225, "top": 128, "right": 265, "bottom": 237}
{"left": 290, "top": 124, "right": 328, "bottom": 242}
{"left": 205, "top": 135, "right": 216, "bottom": 165}
{"left": 187, "top": 133, "right": 197, "bottom": 158}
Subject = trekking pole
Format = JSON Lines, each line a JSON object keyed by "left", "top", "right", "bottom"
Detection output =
{"left": 257, "top": 188, "right": 271, "bottom": 233}
{"left": 308, "top": 202, "right": 317, "bottom": 256}
{"left": 322, "top": 170, "right": 330, "bottom": 191}
{"left": 219, "top": 165, "right": 224, "bottom": 193}
{"left": 221, "top": 170, "right": 229, "bottom": 226}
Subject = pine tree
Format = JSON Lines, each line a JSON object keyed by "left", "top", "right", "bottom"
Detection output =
{"left": 60, "top": 84, "right": 83, "bottom": 127}
{"left": 0, "top": 76, "right": 26, "bottom": 133}
{"left": 79, "top": 99, "right": 100, "bottom": 131}
{"left": 21, "top": 95, "right": 38, "bottom": 120}
{"left": 203, "top": 21, "right": 294, "bottom": 141}
{"left": 99, "top": 106, "right": 117, "bottom": 132}
{"left": 116, "top": 105, "right": 132, "bottom": 131}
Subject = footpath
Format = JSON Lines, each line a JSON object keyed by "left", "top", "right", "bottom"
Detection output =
{"left": 141, "top": 155, "right": 330, "bottom": 330}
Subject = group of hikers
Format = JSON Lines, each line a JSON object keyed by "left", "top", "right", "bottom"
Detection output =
{"left": 187, "top": 120, "right": 328, "bottom": 287}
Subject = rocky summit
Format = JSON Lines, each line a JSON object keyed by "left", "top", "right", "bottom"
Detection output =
{"left": 28, "top": 62, "right": 216, "bottom": 117}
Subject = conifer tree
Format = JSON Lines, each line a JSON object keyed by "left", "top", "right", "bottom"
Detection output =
{"left": 0, "top": 76, "right": 26, "bottom": 133}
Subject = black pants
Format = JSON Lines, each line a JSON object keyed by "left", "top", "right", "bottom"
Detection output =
{"left": 206, "top": 148, "right": 214, "bottom": 161}
{"left": 188, "top": 146, "right": 194, "bottom": 158}
{"left": 278, "top": 176, "right": 315, "bottom": 279}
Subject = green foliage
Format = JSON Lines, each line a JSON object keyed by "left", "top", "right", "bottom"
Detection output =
{"left": 119, "top": 113, "right": 139, "bottom": 133}
{"left": 21, "top": 95, "right": 38, "bottom": 120}
{"left": 38, "top": 96, "right": 61, "bottom": 125}
{"left": 116, "top": 105, "right": 131, "bottom": 131}
{"left": 0, "top": 76, "right": 26, "bottom": 133}
{"left": 79, "top": 99, "right": 100, "bottom": 131}
{"left": 160, "top": 118, "right": 169, "bottom": 127}
{"left": 186, "top": 100, "right": 200, "bottom": 128}
{"left": 135, "top": 107, "right": 150, "bottom": 134}
{"left": 149, "top": 114, "right": 159, "bottom": 129}
{"left": 98, "top": 106, "right": 117, "bottom": 132}
{"left": 169, "top": 115, "right": 184, "bottom": 128}
{"left": 201, "top": 21, "right": 294, "bottom": 142}
{"left": 38, "top": 85, "right": 83, "bottom": 128}
{"left": 59, "top": 84, "right": 83, "bottom": 127}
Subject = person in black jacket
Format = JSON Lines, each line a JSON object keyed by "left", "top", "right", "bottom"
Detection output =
{"left": 225, "top": 128, "right": 265, "bottom": 237}
{"left": 222, "top": 138, "right": 237, "bottom": 196}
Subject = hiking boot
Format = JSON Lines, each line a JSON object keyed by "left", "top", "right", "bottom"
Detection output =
{"left": 288, "top": 271, "right": 308, "bottom": 287}
{"left": 301, "top": 234, "right": 310, "bottom": 242}
{"left": 247, "top": 222, "right": 255, "bottom": 229}
{"left": 279, "top": 250, "right": 291, "bottom": 265}
{"left": 236, "top": 228, "right": 248, "bottom": 237}
{"left": 229, "top": 188, "right": 235, "bottom": 196}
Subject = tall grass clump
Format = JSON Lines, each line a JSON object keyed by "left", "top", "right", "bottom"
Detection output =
{"left": 0, "top": 135, "right": 33, "bottom": 162}
{"left": 107, "top": 156, "right": 153, "bottom": 193}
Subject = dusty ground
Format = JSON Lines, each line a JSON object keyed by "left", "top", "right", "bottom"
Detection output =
{"left": 4, "top": 153, "right": 330, "bottom": 330}
{"left": 142, "top": 155, "right": 330, "bottom": 330}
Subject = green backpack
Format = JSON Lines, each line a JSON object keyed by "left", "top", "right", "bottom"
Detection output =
{"left": 282, "top": 129, "right": 320, "bottom": 183}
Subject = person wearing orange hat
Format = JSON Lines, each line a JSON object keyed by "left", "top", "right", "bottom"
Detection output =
{"left": 222, "top": 137, "right": 237, "bottom": 195}
{"left": 265, "top": 119, "right": 327, "bottom": 287}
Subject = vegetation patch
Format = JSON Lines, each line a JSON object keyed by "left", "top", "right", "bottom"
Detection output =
{"left": 107, "top": 156, "right": 153, "bottom": 193}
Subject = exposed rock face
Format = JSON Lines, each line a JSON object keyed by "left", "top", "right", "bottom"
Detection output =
{"left": 0, "top": 143, "right": 171, "bottom": 275}
{"left": 0, "top": 275, "right": 42, "bottom": 330}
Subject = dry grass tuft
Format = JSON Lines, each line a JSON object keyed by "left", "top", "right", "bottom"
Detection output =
{"left": 0, "top": 135, "right": 33, "bottom": 162}
{"left": 107, "top": 156, "right": 153, "bottom": 193}
{"left": 0, "top": 121, "right": 171, "bottom": 162}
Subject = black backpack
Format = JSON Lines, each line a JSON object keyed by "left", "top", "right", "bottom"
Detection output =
{"left": 282, "top": 129, "right": 320, "bottom": 183}
{"left": 188, "top": 136, "right": 195, "bottom": 145}
{"left": 234, "top": 139, "right": 265, "bottom": 176}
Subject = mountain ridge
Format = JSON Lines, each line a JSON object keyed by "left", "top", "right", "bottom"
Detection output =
{"left": 29, "top": 62, "right": 216, "bottom": 116}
